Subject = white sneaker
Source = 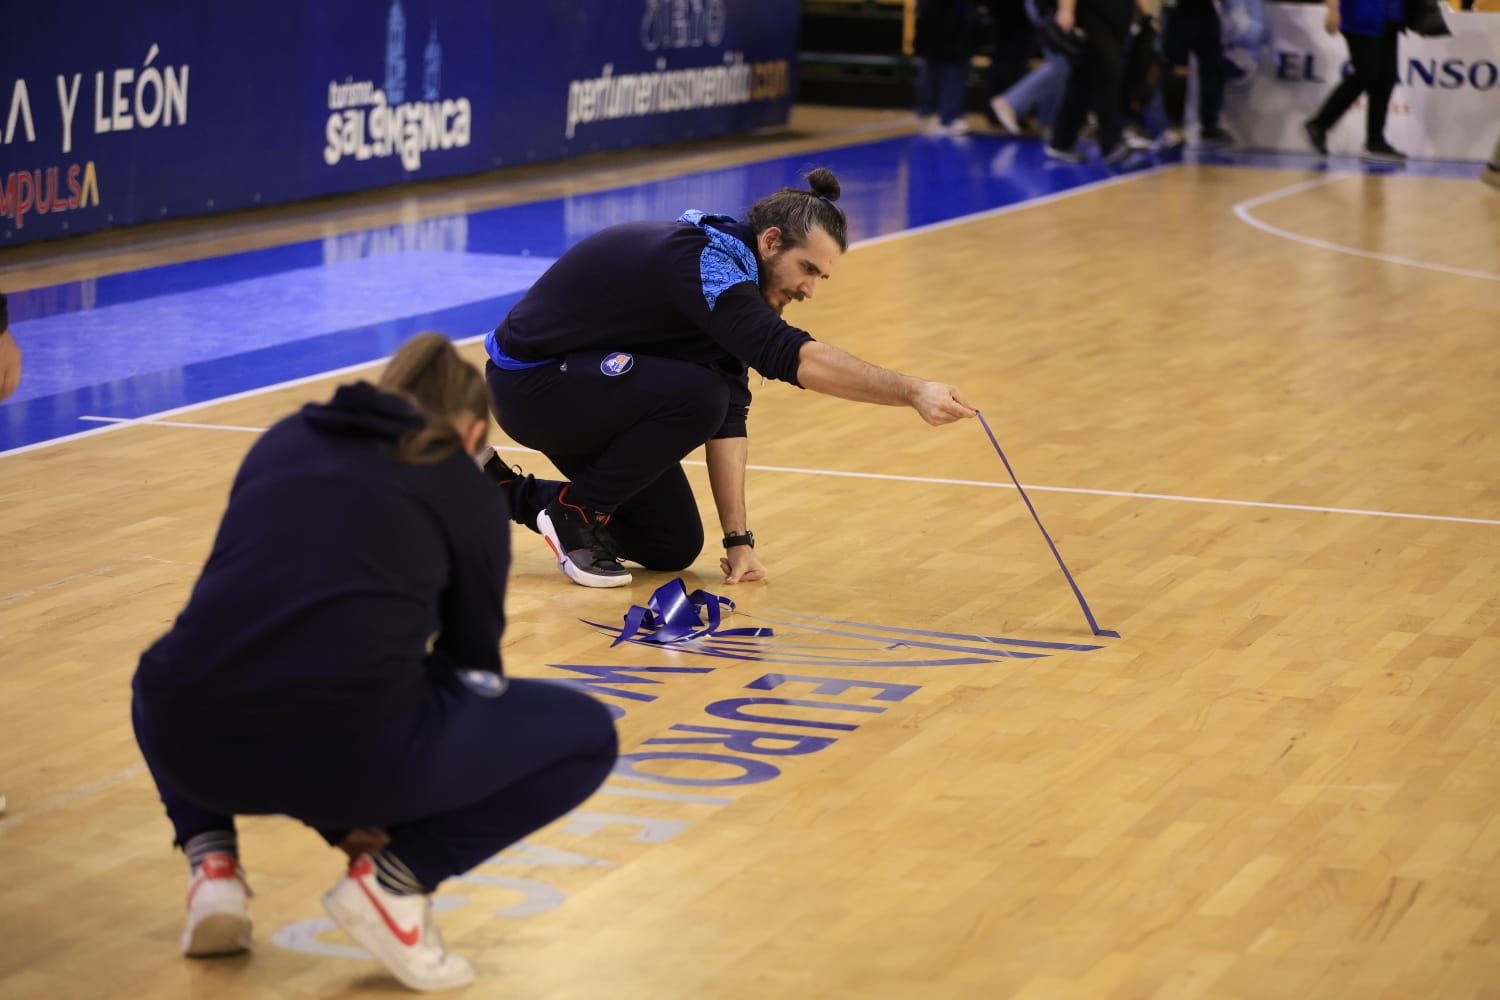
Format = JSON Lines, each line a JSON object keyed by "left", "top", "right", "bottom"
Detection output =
{"left": 990, "top": 96, "right": 1020, "bottom": 135}
{"left": 322, "top": 856, "right": 474, "bottom": 992}
{"left": 182, "top": 853, "right": 252, "bottom": 957}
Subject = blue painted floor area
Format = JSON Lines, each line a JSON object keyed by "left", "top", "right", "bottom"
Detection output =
{"left": 13, "top": 252, "right": 558, "bottom": 402}
{"left": 1, "top": 133, "right": 1484, "bottom": 452}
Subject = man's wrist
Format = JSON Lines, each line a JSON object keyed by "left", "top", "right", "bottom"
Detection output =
{"left": 722, "top": 530, "right": 755, "bottom": 549}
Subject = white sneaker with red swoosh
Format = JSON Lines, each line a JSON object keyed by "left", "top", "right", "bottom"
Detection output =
{"left": 322, "top": 856, "right": 474, "bottom": 991}
{"left": 182, "top": 852, "right": 252, "bottom": 956}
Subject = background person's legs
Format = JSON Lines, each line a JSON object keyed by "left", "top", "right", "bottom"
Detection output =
{"left": 1361, "top": 26, "right": 1401, "bottom": 153}
{"left": 1309, "top": 31, "right": 1378, "bottom": 138}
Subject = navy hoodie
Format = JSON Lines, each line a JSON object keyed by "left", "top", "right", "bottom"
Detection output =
{"left": 486, "top": 211, "right": 815, "bottom": 439}
{"left": 133, "top": 383, "right": 510, "bottom": 740}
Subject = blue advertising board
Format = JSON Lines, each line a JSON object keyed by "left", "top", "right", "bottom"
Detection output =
{"left": 0, "top": 0, "right": 800, "bottom": 246}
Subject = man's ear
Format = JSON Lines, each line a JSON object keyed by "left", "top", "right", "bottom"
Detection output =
{"left": 758, "top": 226, "right": 782, "bottom": 257}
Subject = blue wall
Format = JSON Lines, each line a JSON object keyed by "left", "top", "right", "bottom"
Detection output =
{"left": 0, "top": 0, "right": 800, "bottom": 246}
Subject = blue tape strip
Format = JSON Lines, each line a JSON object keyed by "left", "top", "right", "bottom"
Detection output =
{"left": 976, "top": 410, "right": 1120, "bottom": 639}
{"left": 610, "top": 578, "right": 775, "bottom": 647}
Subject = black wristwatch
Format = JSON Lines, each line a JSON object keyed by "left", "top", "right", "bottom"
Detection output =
{"left": 722, "top": 530, "right": 755, "bottom": 549}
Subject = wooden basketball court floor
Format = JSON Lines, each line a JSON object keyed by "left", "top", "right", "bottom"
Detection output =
{"left": 2, "top": 107, "right": 1498, "bottom": 999}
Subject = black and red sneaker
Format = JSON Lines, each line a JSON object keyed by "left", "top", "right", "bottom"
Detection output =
{"left": 475, "top": 445, "right": 562, "bottom": 535}
{"left": 536, "top": 486, "right": 632, "bottom": 588}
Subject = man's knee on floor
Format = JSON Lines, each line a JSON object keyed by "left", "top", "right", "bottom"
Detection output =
{"left": 629, "top": 532, "right": 703, "bottom": 573}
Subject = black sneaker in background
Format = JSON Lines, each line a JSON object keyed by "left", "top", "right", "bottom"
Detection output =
{"left": 1304, "top": 120, "right": 1329, "bottom": 156}
{"left": 1199, "top": 125, "right": 1235, "bottom": 147}
{"left": 537, "top": 487, "right": 632, "bottom": 588}
{"left": 1362, "top": 141, "right": 1407, "bottom": 164}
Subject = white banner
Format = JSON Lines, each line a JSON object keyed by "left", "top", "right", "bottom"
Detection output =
{"left": 1219, "top": 4, "right": 1499, "bottom": 160}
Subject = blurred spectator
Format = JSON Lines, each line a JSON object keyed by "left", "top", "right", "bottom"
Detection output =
{"left": 990, "top": 0, "right": 1072, "bottom": 136}
{"left": 1158, "top": 0, "right": 1234, "bottom": 147}
{"left": 915, "top": 0, "right": 980, "bottom": 134}
{"left": 1119, "top": 5, "right": 1168, "bottom": 147}
{"left": 982, "top": 0, "right": 1039, "bottom": 98}
{"left": 1045, "top": 0, "right": 1137, "bottom": 162}
{"left": 1303, "top": 0, "right": 1407, "bottom": 162}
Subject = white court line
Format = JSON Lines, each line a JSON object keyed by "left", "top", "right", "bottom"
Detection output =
{"left": 1233, "top": 174, "right": 1500, "bottom": 282}
{"left": 60, "top": 415, "right": 1500, "bottom": 527}
{"left": 0, "top": 764, "right": 148, "bottom": 831}
{"left": 78, "top": 416, "right": 270, "bottom": 433}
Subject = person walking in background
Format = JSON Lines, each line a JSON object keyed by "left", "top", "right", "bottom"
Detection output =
{"left": 1304, "top": 0, "right": 1407, "bottom": 162}
{"left": 1118, "top": 3, "right": 1169, "bottom": 149}
{"left": 914, "top": 0, "right": 979, "bottom": 134}
{"left": 981, "top": 0, "right": 1039, "bottom": 109}
{"left": 132, "top": 333, "right": 618, "bottom": 992}
{"left": 1157, "top": 0, "right": 1234, "bottom": 148}
{"left": 989, "top": 0, "right": 1073, "bottom": 137}
{"left": 1044, "top": 0, "right": 1138, "bottom": 162}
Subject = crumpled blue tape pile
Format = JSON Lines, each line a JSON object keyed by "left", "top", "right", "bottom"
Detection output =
{"left": 612, "top": 578, "right": 774, "bottom": 647}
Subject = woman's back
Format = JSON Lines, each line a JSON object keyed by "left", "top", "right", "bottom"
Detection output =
{"left": 133, "top": 383, "right": 510, "bottom": 740}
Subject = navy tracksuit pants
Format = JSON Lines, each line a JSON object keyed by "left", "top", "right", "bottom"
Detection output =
{"left": 486, "top": 353, "right": 733, "bottom": 571}
{"left": 133, "top": 676, "right": 618, "bottom": 891}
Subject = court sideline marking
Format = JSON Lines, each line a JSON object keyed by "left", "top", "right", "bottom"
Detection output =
{"left": 67, "top": 414, "right": 1500, "bottom": 527}
{"left": 1232, "top": 173, "right": 1500, "bottom": 282}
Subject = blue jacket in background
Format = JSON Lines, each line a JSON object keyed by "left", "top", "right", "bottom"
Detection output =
{"left": 1341, "top": 0, "right": 1405, "bottom": 37}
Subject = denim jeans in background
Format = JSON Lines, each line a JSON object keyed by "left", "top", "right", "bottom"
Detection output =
{"left": 915, "top": 58, "right": 970, "bottom": 126}
{"left": 1000, "top": 0, "right": 1071, "bottom": 129}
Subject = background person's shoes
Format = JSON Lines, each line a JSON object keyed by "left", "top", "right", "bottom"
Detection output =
{"left": 1304, "top": 120, "right": 1329, "bottom": 155}
{"left": 1361, "top": 141, "right": 1407, "bottom": 164}
{"left": 1198, "top": 125, "right": 1235, "bottom": 147}
{"left": 990, "top": 96, "right": 1021, "bottom": 135}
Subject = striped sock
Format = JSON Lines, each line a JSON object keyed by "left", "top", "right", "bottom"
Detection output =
{"left": 371, "top": 849, "right": 426, "bottom": 896}
{"left": 184, "top": 830, "right": 239, "bottom": 873}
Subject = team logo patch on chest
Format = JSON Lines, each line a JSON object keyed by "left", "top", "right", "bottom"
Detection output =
{"left": 601, "top": 352, "right": 634, "bottom": 376}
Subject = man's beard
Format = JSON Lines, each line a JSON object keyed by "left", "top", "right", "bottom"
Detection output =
{"left": 758, "top": 254, "right": 785, "bottom": 316}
